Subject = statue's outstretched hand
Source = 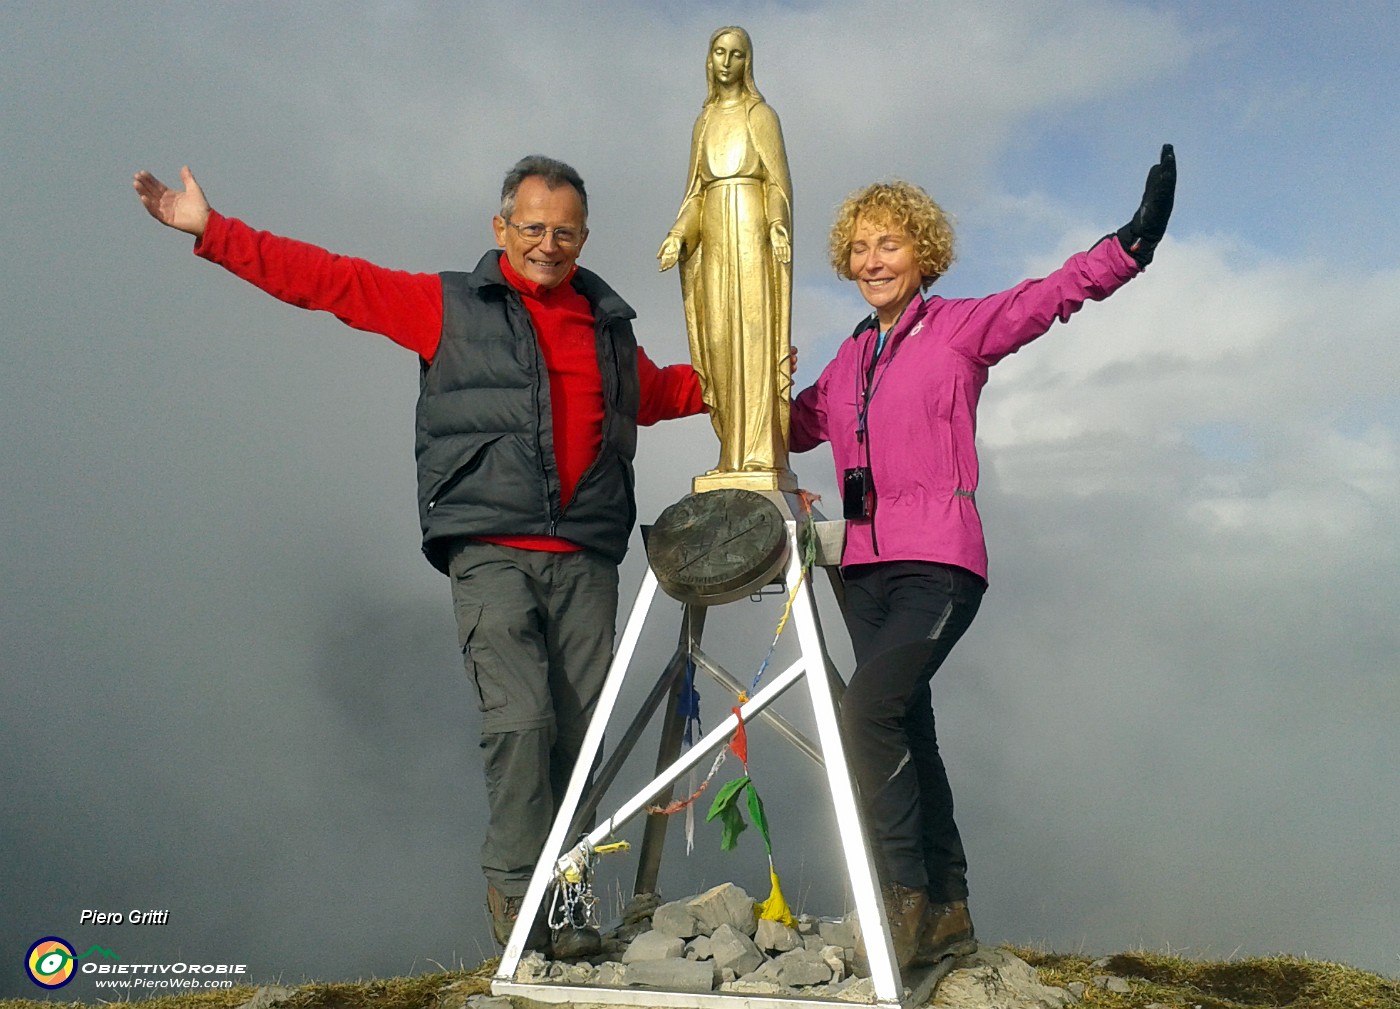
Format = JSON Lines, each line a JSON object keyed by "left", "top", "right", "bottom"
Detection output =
{"left": 1116, "top": 144, "right": 1175, "bottom": 266}
{"left": 133, "top": 166, "right": 212, "bottom": 237}
{"left": 657, "top": 234, "right": 683, "bottom": 272}
{"left": 770, "top": 223, "right": 791, "bottom": 265}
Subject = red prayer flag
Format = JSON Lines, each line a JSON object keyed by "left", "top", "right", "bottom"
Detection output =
{"left": 728, "top": 706, "right": 748, "bottom": 765}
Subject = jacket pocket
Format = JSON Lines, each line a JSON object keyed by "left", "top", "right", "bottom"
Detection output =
{"left": 427, "top": 434, "right": 506, "bottom": 511}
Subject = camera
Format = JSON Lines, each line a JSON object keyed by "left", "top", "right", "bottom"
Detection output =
{"left": 843, "top": 466, "right": 873, "bottom": 520}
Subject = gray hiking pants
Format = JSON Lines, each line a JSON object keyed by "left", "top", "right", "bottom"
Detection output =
{"left": 448, "top": 540, "right": 619, "bottom": 896}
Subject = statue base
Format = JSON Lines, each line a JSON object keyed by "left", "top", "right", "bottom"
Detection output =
{"left": 692, "top": 468, "right": 798, "bottom": 494}
{"left": 645, "top": 489, "right": 790, "bottom": 606}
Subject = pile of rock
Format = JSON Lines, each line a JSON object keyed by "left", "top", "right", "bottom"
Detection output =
{"left": 506, "top": 878, "right": 1080, "bottom": 1002}
{"left": 507, "top": 882, "right": 1075, "bottom": 1006}
{"left": 513, "top": 882, "right": 872, "bottom": 999}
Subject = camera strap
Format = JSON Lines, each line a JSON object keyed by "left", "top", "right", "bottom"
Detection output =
{"left": 855, "top": 299, "right": 917, "bottom": 445}
{"left": 852, "top": 298, "right": 925, "bottom": 558}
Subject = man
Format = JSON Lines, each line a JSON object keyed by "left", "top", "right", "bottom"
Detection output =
{"left": 133, "top": 156, "right": 705, "bottom": 956}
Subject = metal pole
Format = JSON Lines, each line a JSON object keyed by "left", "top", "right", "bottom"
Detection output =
{"left": 689, "top": 648, "right": 824, "bottom": 767}
{"left": 633, "top": 604, "right": 706, "bottom": 894}
{"left": 788, "top": 539, "right": 901, "bottom": 1005}
{"left": 564, "top": 657, "right": 808, "bottom": 859}
{"left": 495, "top": 569, "right": 660, "bottom": 982}
{"left": 570, "top": 642, "right": 688, "bottom": 841}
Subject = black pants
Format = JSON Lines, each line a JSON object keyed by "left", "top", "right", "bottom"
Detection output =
{"left": 840, "top": 561, "right": 985, "bottom": 902}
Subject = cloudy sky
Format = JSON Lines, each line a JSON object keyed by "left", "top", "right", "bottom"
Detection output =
{"left": 4, "top": 0, "right": 1397, "bottom": 997}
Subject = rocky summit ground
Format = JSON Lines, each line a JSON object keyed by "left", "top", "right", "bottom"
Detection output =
{"left": 7, "top": 884, "right": 1397, "bottom": 1009}
{"left": 6, "top": 944, "right": 1397, "bottom": 1009}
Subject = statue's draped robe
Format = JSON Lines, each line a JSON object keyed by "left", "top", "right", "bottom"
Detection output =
{"left": 673, "top": 97, "right": 792, "bottom": 473}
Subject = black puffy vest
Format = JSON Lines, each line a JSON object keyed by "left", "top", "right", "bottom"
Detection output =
{"left": 415, "top": 251, "right": 640, "bottom": 573}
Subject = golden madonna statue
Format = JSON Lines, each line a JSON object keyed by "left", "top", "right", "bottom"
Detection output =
{"left": 659, "top": 25, "right": 795, "bottom": 492}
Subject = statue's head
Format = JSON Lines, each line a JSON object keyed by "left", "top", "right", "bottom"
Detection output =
{"left": 705, "top": 25, "right": 763, "bottom": 104}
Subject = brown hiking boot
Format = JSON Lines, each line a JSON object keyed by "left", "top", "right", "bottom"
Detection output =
{"left": 549, "top": 924, "right": 602, "bottom": 960}
{"left": 852, "top": 882, "right": 930, "bottom": 976}
{"left": 486, "top": 883, "right": 551, "bottom": 955}
{"left": 911, "top": 899, "right": 977, "bottom": 966}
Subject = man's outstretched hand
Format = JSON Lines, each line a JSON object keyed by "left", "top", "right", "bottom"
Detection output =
{"left": 133, "top": 166, "right": 211, "bottom": 237}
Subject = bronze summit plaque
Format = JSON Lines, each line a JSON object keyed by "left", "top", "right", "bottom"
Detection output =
{"left": 646, "top": 489, "right": 789, "bottom": 606}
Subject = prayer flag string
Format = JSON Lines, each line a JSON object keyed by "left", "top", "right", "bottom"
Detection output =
{"left": 643, "top": 493, "right": 820, "bottom": 927}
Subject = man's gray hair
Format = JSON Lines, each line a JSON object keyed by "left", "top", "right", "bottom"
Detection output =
{"left": 500, "top": 155, "right": 589, "bottom": 223}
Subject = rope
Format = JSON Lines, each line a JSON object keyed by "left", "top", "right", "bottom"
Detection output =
{"left": 746, "top": 491, "right": 820, "bottom": 698}
{"left": 548, "top": 840, "right": 631, "bottom": 929}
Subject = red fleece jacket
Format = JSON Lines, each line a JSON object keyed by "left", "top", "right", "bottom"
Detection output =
{"left": 195, "top": 210, "right": 704, "bottom": 551}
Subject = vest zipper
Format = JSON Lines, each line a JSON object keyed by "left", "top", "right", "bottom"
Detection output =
{"left": 553, "top": 314, "right": 617, "bottom": 535}
{"left": 515, "top": 293, "right": 560, "bottom": 533}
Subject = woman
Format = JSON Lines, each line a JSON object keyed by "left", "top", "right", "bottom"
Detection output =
{"left": 790, "top": 147, "right": 1176, "bottom": 973}
{"left": 659, "top": 25, "right": 793, "bottom": 483}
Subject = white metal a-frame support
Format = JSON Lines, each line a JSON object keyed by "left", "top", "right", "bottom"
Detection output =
{"left": 491, "top": 514, "right": 915, "bottom": 1008}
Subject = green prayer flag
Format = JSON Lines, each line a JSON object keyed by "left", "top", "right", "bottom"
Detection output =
{"left": 706, "top": 776, "right": 751, "bottom": 851}
{"left": 746, "top": 781, "right": 772, "bottom": 855}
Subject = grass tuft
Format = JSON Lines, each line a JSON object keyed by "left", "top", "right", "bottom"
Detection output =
{"left": 1013, "top": 945, "right": 1400, "bottom": 1009}
{"left": 0, "top": 963, "right": 498, "bottom": 1009}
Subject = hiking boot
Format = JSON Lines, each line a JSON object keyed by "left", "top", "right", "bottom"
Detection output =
{"left": 549, "top": 924, "right": 602, "bottom": 960}
{"left": 911, "top": 899, "right": 977, "bottom": 966}
{"left": 486, "top": 883, "right": 551, "bottom": 955}
{"left": 852, "top": 882, "right": 929, "bottom": 976}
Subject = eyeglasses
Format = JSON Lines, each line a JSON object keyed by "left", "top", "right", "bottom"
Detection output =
{"left": 504, "top": 220, "right": 586, "bottom": 248}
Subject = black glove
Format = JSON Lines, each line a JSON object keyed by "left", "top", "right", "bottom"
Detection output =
{"left": 1117, "top": 143, "right": 1176, "bottom": 266}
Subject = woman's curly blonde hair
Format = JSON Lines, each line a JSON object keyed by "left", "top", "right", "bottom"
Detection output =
{"left": 829, "top": 180, "right": 956, "bottom": 288}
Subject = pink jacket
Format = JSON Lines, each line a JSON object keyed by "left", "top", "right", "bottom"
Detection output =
{"left": 790, "top": 237, "right": 1141, "bottom": 580}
